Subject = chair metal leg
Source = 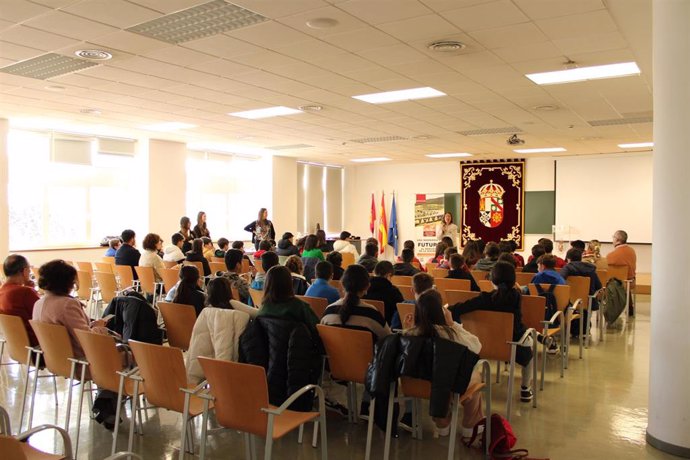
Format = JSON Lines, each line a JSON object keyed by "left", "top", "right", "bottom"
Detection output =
{"left": 28, "top": 353, "right": 42, "bottom": 430}
{"left": 250, "top": 434, "right": 257, "bottom": 460}
{"left": 532, "top": 330, "right": 538, "bottom": 409}
{"left": 345, "top": 382, "right": 353, "bottom": 423}
{"left": 74, "top": 363, "right": 87, "bottom": 458}
{"left": 18, "top": 349, "right": 33, "bottom": 434}
{"left": 364, "top": 396, "right": 375, "bottom": 460}
{"left": 65, "top": 361, "right": 77, "bottom": 432}
{"left": 243, "top": 433, "right": 252, "bottom": 460}
{"left": 560, "top": 326, "right": 565, "bottom": 378}
{"left": 128, "top": 381, "right": 139, "bottom": 453}
{"left": 383, "top": 382, "right": 396, "bottom": 460}
{"left": 179, "top": 393, "right": 191, "bottom": 460}
{"left": 311, "top": 420, "right": 318, "bottom": 448}
{"left": 298, "top": 423, "right": 304, "bottom": 444}
{"left": 579, "top": 307, "right": 584, "bottom": 359}
{"left": 540, "top": 330, "right": 547, "bottom": 391}
{"left": 264, "top": 415, "right": 274, "bottom": 460}
{"left": 112, "top": 375, "right": 125, "bottom": 454}
{"left": 495, "top": 360, "right": 500, "bottom": 384}
{"left": 52, "top": 375, "right": 58, "bottom": 407}
{"left": 319, "top": 410, "right": 328, "bottom": 460}
{"left": 199, "top": 399, "right": 209, "bottom": 460}
{"left": 351, "top": 383, "right": 359, "bottom": 423}
{"left": 506, "top": 346, "right": 517, "bottom": 422}
{"left": 447, "top": 394, "right": 460, "bottom": 460}
{"left": 410, "top": 396, "right": 418, "bottom": 439}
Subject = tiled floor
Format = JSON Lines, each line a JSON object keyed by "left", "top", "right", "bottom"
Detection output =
{"left": 0, "top": 295, "right": 680, "bottom": 459}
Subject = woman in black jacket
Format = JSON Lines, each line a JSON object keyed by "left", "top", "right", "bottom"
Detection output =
{"left": 173, "top": 265, "right": 206, "bottom": 316}
{"left": 276, "top": 232, "right": 299, "bottom": 256}
{"left": 244, "top": 208, "right": 276, "bottom": 250}
{"left": 192, "top": 211, "right": 210, "bottom": 239}
{"left": 364, "top": 260, "right": 403, "bottom": 325}
{"left": 185, "top": 238, "right": 211, "bottom": 277}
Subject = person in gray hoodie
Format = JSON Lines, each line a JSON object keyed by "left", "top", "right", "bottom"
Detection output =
{"left": 276, "top": 232, "right": 300, "bottom": 256}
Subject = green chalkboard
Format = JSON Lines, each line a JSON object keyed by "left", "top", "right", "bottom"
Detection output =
{"left": 525, "top": 191, "right": 555, "bottom": 234}
{"left": 444, "top": 193, "right": 461, "bottom": 223}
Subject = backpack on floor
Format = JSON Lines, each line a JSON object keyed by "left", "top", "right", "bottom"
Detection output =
{"left": 600, "top": 277, "right": 627, "bottom": 323}
{"left": 466, "top": 413, "right": 545, "bottom": 460}
{"left": 534, "top": 284, "right": 559, "bottom": 325}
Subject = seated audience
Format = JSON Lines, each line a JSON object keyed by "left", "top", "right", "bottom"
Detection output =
{"left": 402, "top": 289, "right": 483, "bottom": 436}
{"left": 32, "top": 260, "right": 108, "bottom": 358}
{"left": 186, "top": 238, "right": 211, "bottom": 277}
{"left": 253, "top": 239, "right": 272, "bottom": 260}
{"left": 321, "top": 264, "right": 391, "bottom": 340}
{"left": 193, "top": 211, "right": 210, "bottom": 239}
{"left": 432, "top": 242, "right": 448, "bottom": 264}
{"left": 438, "top": 246, "right": 458, "bottom": 269}
{"left": 115, "top": 229, "right": 141, "bottom": 279}
{"left": 104, "top": 238, "right": 121, "bottom": 257}
{"left": 396, "top": 240, "right": 426, "bottom": 272}
{"left": 571, "top": 240, "right": 586, "bottom": 252}
{"left": 276, "top": 232, "right": 299, "bottom": 256}
{"left": 139, "top": 233, "right": 165, "bottom": 282}
{"left": 532, "top": 254, "right": 566, "bottom": 285}
{"left": 561, "top": 248, "right": 602, "bottom": 336}
{"left": 205, "top": 276, "right": 256, "bottom": 318}
{"left": 0, "top": 254, "right": 40, "bottom": 346}
{"left": 393, "top": 249, "right": 421, "bottom": 276}
{"left": 389, "top": 271, "right": 435, "bottom": 330}
{"left": 214, "top": 238, "right": 230, "bottom": 258}
{"left": 179, "top": 216, "right": 195, "bottom": 254}
{"left": 474, "top": 242, "right": 500, "bottom": 271}
{"left": 583, "top": 239, "right": 607, "bottom": 269}
{"left": 202, "top": 237, "right": 215, "bottom": 262}
{"left": 498, "top": 252, "right": 517, "bottom": 267}
{"left": 172, "top": 265, "right": 206, "bottom": 317}
{"left": 441, "top": 236, "right": 454, "bottom": 250}
{"left": 357, "top": 242, "right": 379, "bottom": 273}
{"left": 606, "top": 230, "right": 636, "bottom": 280}
{"left": 365, "top": 261, "right": 404, "bottom": 324}
{"left": 522, "top": 244, "right": 545, "bottom": 273}
{"left": 531, "top": 238, "right": 565, "bottom": 269}
{"left": 257, "top": 266, "right": 318, "bottom": 326}
{"left": 285, "top": 255, "right": 309, "bottom": 295}
{"left": 333, "top": 231, "right": 359, "bottom": 258}
{"left": 232, "top": 240, "right": 255, "bottom": 268}
{"left": 509, "top": 240, "right": 525, "bottom": 267}
{"left": 462, "top": 240, "right": 482, "bottom": 268}
{"left": 302, "top": 234, "right": 325, "bottom": 260}
{"left": 305, "top": 261, "right": 341, "bottom": 306}
{"left": 447, "top": 254, "right": 480, "bottom": 292}
{"left": 326, "top": 251, "right": 344, "bottom": 280}
{"left": 448, "top": 261, "right": 534, "bottom": 402}
{"left": 316, "top": 229, "right": 330, "bottom": 252}
{"left": 163, "top": 233, "right": 186, "bottom": 264}
{"left": 223, "top": 249, "right": 251, "bottom": 304}
{"left": 250, "top": 251, "right": 280, "bottom": 291}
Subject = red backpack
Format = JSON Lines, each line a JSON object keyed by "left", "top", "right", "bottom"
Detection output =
{"left": 465, "top": 413, "right": 528, "bottom": 459}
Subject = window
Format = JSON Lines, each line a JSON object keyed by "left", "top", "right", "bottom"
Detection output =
{"left": 297, "top": 163, "right": 343, "bottom": 235}
{"left": 7, "top": 129, "right": 146, "bottom": 250}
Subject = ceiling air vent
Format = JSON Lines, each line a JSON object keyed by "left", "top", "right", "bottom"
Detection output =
{"left": 269, "top": 144, "right": 314, "bottom": 150}
{"left": 0, "top": 53, "right": 99, "bottom": 80}
{"left": 349, "top": 135, "right": 408, "bottom": 144}
{"left": 587, "top": 115, "right": 653, "bottom": 127}
{"left": 458, "top": 127, "right": 523, "bottom": 136}
{"left": 127, "top": 0, "right": 268, "bottom": 44}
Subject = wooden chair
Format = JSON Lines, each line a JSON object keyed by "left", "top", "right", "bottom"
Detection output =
{"left": 296, "top": 296, "right": 328, "bottom": 319}
{"left": 241, "top": 259, "right": 251, "bottom": 274}
{"left": 477, "top": 280, "right": 493, "bottom": 292}
{"left": 128, "top": 341, "right": 210, "bottom": 460}
{"left": 27, "top": 321, "right": 90, "bottom": 457}
{"left": 316, "top": 325, "right": 370, "bottom": 456}
{"left": 95, "top": 272, "right": 119, "bottom": 305}
{"left": 471, "top": 270, "right": 489, "bottom": 282}
{"left": 566, "top": 276, "right": 592, "bottom": 356}
{"left": 328, "top": 280, "right": 344, "bottom": 297}
{"left": 94, "top": 262, "right": 114, "bottom": 274}
{"left": 515, "top": 271, "right": 534, "bottom": 286}
{"left": 445, "top": 290, "right": 480, "bottom": 305}
{"left": 596, "top": 269, "right": 609, "bottom": 287}
{"left": 607, "top": 264, "right": 634, "bottom": 318}
{"left": 103, "top": 256, "right": 116, "bottom": 266}
{"left": 528, "top": 284, "right": 572, "bottom": 369}
{"left": 76, "top": 270, "right": 99, "bottom": 319}
{"left": 209, "top": 261, "right": 226, "bottom": 274}
{"left": 341, "top": 252, "right": 355, "bottom": 268}
{"left": 249, "top": 288, "right": 264, "bottom": 308}
{"left": 460, "top": 311, "right": 537, "bottom": 421}
{"left": 364, "top": 299, "right": 385, "bottom": 318}
{"left": 211, "top": 257, "right": 225, "bottom": 264}
{"left": 74, "top": 330, "right": 144, "bottom": 455}
{"left": 391, "top": 275, "right": 413, "bottom": 286}
{"left": 254, "top": 259, "right": 265, "bottom": 274}
{"left": 0, "top": 405, "right": 73, "bottom": 460}
{"left": 425, "top": 262, "right": 438, "bottom": 272}
{"left": 159, "top": 268, "right": 180, "bottom": 294}
{"left": 157, "top": 302, "right": 196, "bottom": 351}
{"left": 163, "top": 260, "right": 178, "bottom": 269}
{"left": 430, "top": 267, "right": 448, "bottom": 278}
{"left": 134, "top": 266, "right": 164, "bottom": 305}
{"left": 114, "top": 265, "right": 137, "bottom": 291}
{"left": 434, "top": 278, "right": 471, "bottom": 304}
{"left": 396, "top": 302, "right": 415, "bottom": 328}
{"left": 198, "top": 357, "right": 327, "bottom": 460}
{"left": 183, "top": 261, "right": 204, "bottom": 276}
{"left": 74, "top": 261, "right": 94, "bottom": 275}
{"left": 520, "top": 295, "right": 565, "bottom": 390}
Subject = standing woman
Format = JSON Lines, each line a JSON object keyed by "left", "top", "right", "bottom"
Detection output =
{"left": 179, "top": 216, "right": 195, "bottom": 254}
{"left": 193, "top": 211, "right": 210, "bottom": 239}
{"left": 244, "top": 208, "right": 276, "bottom": 250}
{"left": 436, "top": 212, "right": 459, "bottom": 246}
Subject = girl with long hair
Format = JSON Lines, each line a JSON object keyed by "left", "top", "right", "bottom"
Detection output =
{"left": 193, "top": 211, "right": 210, "bottom": 238}
{"left": 172, "top": 265, "right": 206, "bottom": 316}
{"left": 244, "top": 207, "right": 276, "bottom": 250}
{"left": 256, "top": 266, "right": 318, "bottom": 326}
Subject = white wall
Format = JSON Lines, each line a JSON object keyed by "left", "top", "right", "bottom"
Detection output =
{"left": 272, "top": 156, "right": 298, "bottom": 235}
{"left": 149, "top": 139, "right": 187, "bottom": 241}
{"left": 0, "top": 119, "right": 8, "bottom": 259}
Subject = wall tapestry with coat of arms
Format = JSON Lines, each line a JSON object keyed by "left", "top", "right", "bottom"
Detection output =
{"left": 460, "top": 159, "right": 525, "bottom": 250}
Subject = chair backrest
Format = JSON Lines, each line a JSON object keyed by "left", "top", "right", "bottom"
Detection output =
{"left": 128, "top": 340, "right": 188, "bottom": 413}
{"left": 296, "top": 296, "right": 328, "bottom": 319}
{"left": 396, "top": 303, "right": 415, "bottom": 326}
{"left": 114, "top": 265, "right": 135, "bottom": 290}
{"left": 157, "top": 302, "right": 196, "bottom": 351}
{"left": 76, "top": 270, "right": 93, "bottom": 300}
{"left": 0, "top": 435, "right": 28, "bottom": 460}
{"left": 341, "top": 252, "right": 356, "bottom": 268}
{"left": 162, "top": 260, "right": 178, "bottom": 269}
{"left": 477, "top": 280, "right": 493, "bottom": 292}
{"left": 596, "top": 269, "right": 609, "bottom": 287}
{"left": 398, "top": 284, "right": 415, "bottom": 301}
{"left": 254, "top": 259, "right": 265, "bottom": 274}
{"left": 391, "top": 275, "right": 413, "bottom": 286}
{"left": 515, "top": 272, "right": 534, "bottom": 286}
{"left": 520, "top": 295, "right": 548, "bottom": 332}
{"left": 431, "top": 268, "right": 448, "bottom": 278}
{"left": 0, "top": 314, "right": 31, "bottom": 365}
{"left": 445, "top": 290, "right": 480, "bottom": 305}
{"left": 425, "top": 262, "right": 438, "bottom": 272}
{"left": 328, "top": 280, "right": 344, "bottom": 297}
{"left": 400, "top": 376, "right": 431, "bottom": 399}
{"left": 209, "top": 262, "right": 225, "bottom": 274}
{"left": 28, "top": 320, "right": 75, "bottom": 378}
{"left": 134, "top": 266, "right": 157, "bottom": 295}
{"left": 316, "top": 325, "right": 373, "bottom": 384}
{"left": 566, "top": 276, "right": 591, "bottom": 305}
{"left": 211, "top": 257, "right": 225, "bottom": 264}
{"left": 159, "top": 268, "right": 180, "bottom": 293}
{"left": 199, "top": 357, "right": 269, "bottom": 437}
{"left": 183, "top": 261, "right": 204, "bottom": 275}
{"left": 471, "top": 270, "right": 489, "bottom": 282}
{"left": 460, "top": 310, "right": 513, "bottom": 362}
{"left": 364, "top": 299, "right": 385, "bottom": 317}
{"left": 94, "top": 262, "right": 113, "bottom": 274}
{"left": 249, "top": 288, "right": 264, "bottom": 307}
{"left": 607, "top": 264, "right": 629, "bottom": 282}
{"left": 103, "top": 256, "right": 116, "bottom": 265}
{"left": 434, "top": 278, "right": 471, "bottom": 304}
{"left": 528, "top": 284, "right": 571, "bottom": 312}
{"left": 241, "top": 259, "right": 251, "bottom": 274}
{"left": 94, "top": 272, "right": 119, "bottom": 304}
{"left": 75, "top": 261, "right": 94, "bottom": 274}
{"left": 74, "top": 329, "right": 124, "bottom": 393}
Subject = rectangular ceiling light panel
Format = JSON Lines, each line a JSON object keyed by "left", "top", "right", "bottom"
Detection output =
{"left": 458, "top": 127, "right": 522, "bottom": 136}
{"left": 229, "top": 106, "right": 302, "bottom": 119}
{"left": 526, "top": 62, "right": 640, "bottom": 85}
{"left": 349, "top": 135, "right": 407, "bottom": 144}
{"left": 353, "top": 87, "right": 446, "bottom": 104}
{"left": 618, "top": 142, "right": 653, "bottom": 149}
{"left": 127, "top": 0, "right": 268, "bottom": 44}
{"left": 0, "top": 53, "right": 99, "bottom": 80}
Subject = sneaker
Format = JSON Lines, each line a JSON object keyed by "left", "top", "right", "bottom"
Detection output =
{"left": 325, "top": 399, "right": 349, "bottom": 417}
{"left": 461, "top": 424, "right": 483, "bottom": 438}
{"left": 400, "top": 412, "right": 413, "bottom": 427}
{"left": 546, "top": 340, "right": 559, "bottom": 355}
{"left": 520, "top": 386, "right": 533, "bottom": 402}
{"left": 434, "top": 424, "right": 450, "bottom": 437}
{"left": 359, "top": 401, "right": 370, "bottom": 417}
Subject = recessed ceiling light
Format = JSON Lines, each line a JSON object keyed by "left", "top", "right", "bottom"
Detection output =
{"left": 427, "top": 40, "right": 466, "bottom": 52}
{"left": 143, "top": 122, "right": 197, "bottom": 131}
{"left": 351, "top": 157, "right": 391, "bottom": 163}
{"left": 533, "top": 104, "right": 559, "bottom": 111}
{"left": 426, "top": 152, "right": 473, "bottom": 158}
{"left": 80, "top": 108, "right": 102, "bottom": 115}
{"left": 75, "top": 49, "right": 112, "bottom": 61}
{"left": 618, "top": 142, "right": 653, "bottom": 149}
{"left": 513, "top": 147, "right": 566, "bottom": 154}
{"left": 353, "top": 87, "right": 446, "bottom": 104}
{"left": 526, "top": 62, "right": 640, "bottom": 85}
{"left": 298, "top": 104, "right": 323, "bottom": 112}
{"left": 306, "top": 17, "right": 339, "bottom": 29}
{"left": 229, "top": 106, "right": 302, "bottom": 119}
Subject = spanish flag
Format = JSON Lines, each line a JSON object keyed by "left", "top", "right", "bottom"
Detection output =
{"left": 369, "top": 193, "right": 376, "bottom": 235}
{"left": 378, "top": 193, "right": 388, "bottom": 254}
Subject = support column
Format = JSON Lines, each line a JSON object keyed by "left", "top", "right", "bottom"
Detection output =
{"left": 0, "top": 119, "right": 8, "bottom": 258}
{"left": 648, "top": 0, "right": 690, "bottom": 457}
{"left": 149, "top": 139, "right": 187, "bottom": 239}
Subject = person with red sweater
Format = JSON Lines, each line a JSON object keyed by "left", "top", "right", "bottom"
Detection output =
{"left": 396, "top": 240, "right": 427, "bottom": 271}
{"left": 0, "top": 255, "right": 40, "bottom": 346}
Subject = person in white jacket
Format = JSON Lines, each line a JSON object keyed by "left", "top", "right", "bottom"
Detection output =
{"left": 332, "top": 231, "right": 359, "bottom": 258}
{"left": 163, "top": 232, "right": 185, "bottom": 263}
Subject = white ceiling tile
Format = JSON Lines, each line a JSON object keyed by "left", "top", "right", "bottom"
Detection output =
{"left": 232, "top": 0, "right": 328, "bottom": 18}
{"left": 127, "top": 0, "right": 208, "bottom": 14}
{"left": 420, "top": 0, "right": 492, "bottom": 13}
{"left": 536, "top": 10, "right": 618, "bottom": 41}
{"left": 48, "top": 73, "right": 113, "bottom": 88}
{"left": 277, "top": 5, "right": 366, "bottom": 37}
{"left": 514, "top": 0, "right": 605, "bottom": 20}
{"left": 319, "top": 27, "right": 399, "bottom": 52}
{"left": 0, "top": 40, "right": 43, "bottom": 61}
{"left": 377, "top": 14, "right": 461, "bottom": 42}
{"left": 492, "top": 41, "right": 563, "bottom": 63}
{"left": 442, "top": 50, "right": 504, "bottom": 71}
{"left": 89, "top": 31, "right": 170, "bottom": 55}
{"left": 273, "top": 38, "right": 348, "bottom": 62}
{"left": 23, "top": 11, "right": 118, "bottom": 41}
{"left": 143, "top": 46, "right": 216, "bottom": 67}
{"left": 197, "top": 59, "right": 257, "bottom": 78}
{"left": 0, "top": 25, "right": 78, "bottom": 51}
{"left": 469, "top": 22, "right": 549, "bottom": 49}
{"left": 62, "top": 0, "right": 162, "bottom": 29}
{"left": 338, "top": 0, "right": 432, "bottom": 24}
{"left": 443, "top": 0, "right": 530, "bottom": 32}
{"left": 183, "top": 33, "right": 264, "bottom": 58}
{"left": 357, "top": 43, "right": 429, "bottom": 66}
{"left": 0, "top": 0, "right": 52, "bottom": 22}
{"left": 552, "top": 31, "right": 629, "bottom": 56}
{"left": 227, "top": 21, "right": 310, "bottom": 48}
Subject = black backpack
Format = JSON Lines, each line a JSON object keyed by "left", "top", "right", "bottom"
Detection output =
{"left": 535, "top": 283, "right": 559, "bottom": 324}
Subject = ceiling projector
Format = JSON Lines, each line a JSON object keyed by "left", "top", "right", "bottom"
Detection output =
{"left": 507, "top": 134, "right": 525, "bottom": 145}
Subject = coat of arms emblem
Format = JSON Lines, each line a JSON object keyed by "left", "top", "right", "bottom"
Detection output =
{"left": 478, "top": 180, "right": 505, "bottom": 228}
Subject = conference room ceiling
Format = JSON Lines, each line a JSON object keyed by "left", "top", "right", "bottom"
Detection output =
{"left": 0, "top": 0, "right": 652, "bottom": 164}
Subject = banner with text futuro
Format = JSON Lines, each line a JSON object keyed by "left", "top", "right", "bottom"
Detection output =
{"left": 414, "top": 193, "right": 444, "bottom": 256}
